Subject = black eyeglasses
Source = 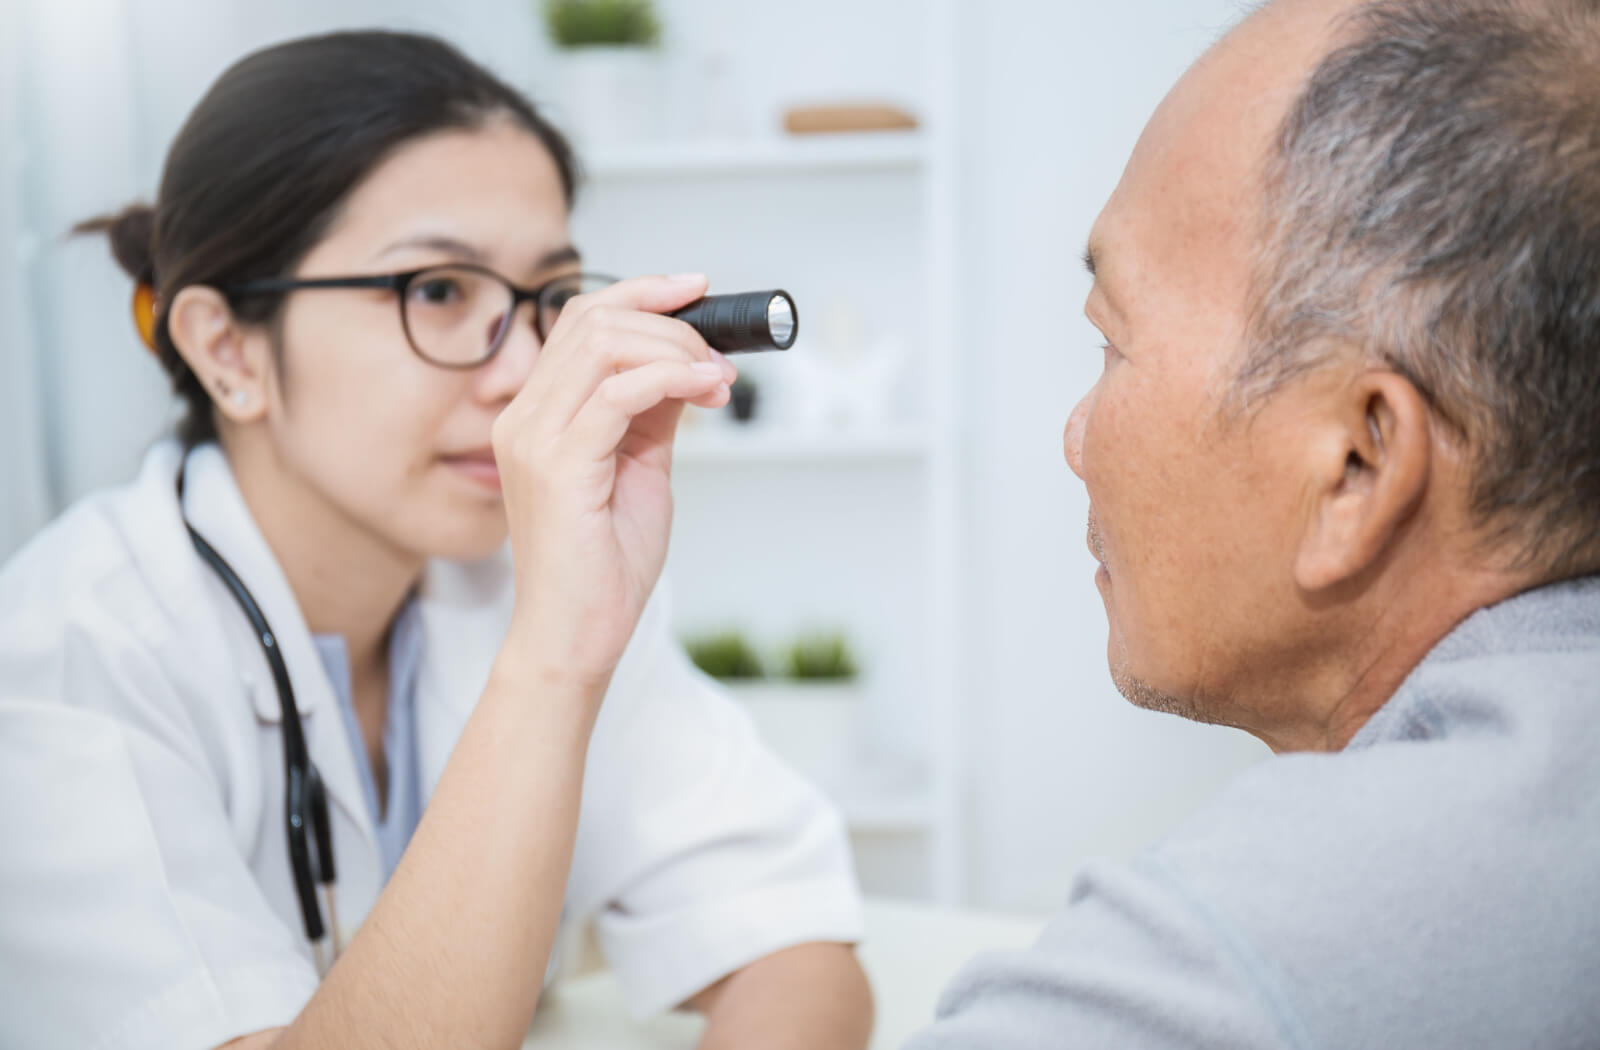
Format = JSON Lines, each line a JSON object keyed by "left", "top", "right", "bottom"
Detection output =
{"left": 225, "top": 265, "right": 619, "bottom": 368}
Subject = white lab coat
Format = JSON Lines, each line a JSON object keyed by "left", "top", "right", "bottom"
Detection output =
{"left": 0, "top": 441, "right": 863, "bottom": 1050}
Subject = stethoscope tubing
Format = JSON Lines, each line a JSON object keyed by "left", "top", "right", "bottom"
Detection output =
{"left": 176, "top": 466, "right": 338, "bottom": 962}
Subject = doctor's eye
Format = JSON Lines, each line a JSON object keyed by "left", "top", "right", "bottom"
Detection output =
{"left": 542, "top": 277, "right": 589, "bottom": 313}
{"left": 411, "top": 275, "right": 467, "bottom": 306}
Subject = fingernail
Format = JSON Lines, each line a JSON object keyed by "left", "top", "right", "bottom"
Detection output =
{"left": 691, "top": 362, "right": 723, "bottom": 377}
{"left": 669, "top": 272, "right": 707, "bottom": 285}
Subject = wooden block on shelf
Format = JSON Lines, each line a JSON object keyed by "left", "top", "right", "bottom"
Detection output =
{"left": 783, "top": 103, "right": 920, "bottom": 135}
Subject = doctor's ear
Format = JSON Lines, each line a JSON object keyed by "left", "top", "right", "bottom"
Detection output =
{"left": 167, "top": 285, "right": 271, "bottom": 424}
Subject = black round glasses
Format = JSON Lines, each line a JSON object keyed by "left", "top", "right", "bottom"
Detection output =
{"left": 225, "top": 265, "right": 619, "bottom": 368}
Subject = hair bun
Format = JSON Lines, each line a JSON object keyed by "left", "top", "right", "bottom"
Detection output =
{"left": 74, "top": 204, "right": 157, "bottom": 284}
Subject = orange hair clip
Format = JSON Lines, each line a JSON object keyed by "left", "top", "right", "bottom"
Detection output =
{"left": 131, "top": 282, "right": 159, "bottom": 354}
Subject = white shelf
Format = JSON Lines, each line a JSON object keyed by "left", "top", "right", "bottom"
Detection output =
{"left": 575, "top": 0, "right": 966, "bottom": 904}
{"left": 828, "top": 764, "right": 939, "bottom": 833}
{"left": 674, "top": 425, "right": 930, "bottom": 466}
{"left": 583, "top": 133, "right": 927, "bottom": 179}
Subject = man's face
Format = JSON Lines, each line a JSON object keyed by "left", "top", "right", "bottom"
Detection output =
{"left": 1065, "top": 0, "right": 1349, "bottom": 733}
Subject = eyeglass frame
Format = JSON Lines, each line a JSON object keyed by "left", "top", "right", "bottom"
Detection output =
{"left": 223, "top": 264, "right": 619, "bottom": 369}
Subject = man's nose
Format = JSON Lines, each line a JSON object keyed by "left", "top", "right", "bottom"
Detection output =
{"left": 1064, "top": 392, "right": 1090, "bottom": 480}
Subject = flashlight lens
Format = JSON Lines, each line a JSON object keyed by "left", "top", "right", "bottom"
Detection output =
{"left": 669, "top": 289, "right": 797, "bottom": 353}
{"left": 767, "top": 296, "right": 796, "bottom": 347}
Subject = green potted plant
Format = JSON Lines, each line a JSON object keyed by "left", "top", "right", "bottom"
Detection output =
{"left": 781, "top": 633, "right": 859, "bottom": 680}
{"left": 541, "top": 0, "right": 664, "bottom": 144}
{"left": 543, "top": 0, "right": 660, "bottom": 47}
{"left": 683, "top": 630, "right": 766, "bottom": 681}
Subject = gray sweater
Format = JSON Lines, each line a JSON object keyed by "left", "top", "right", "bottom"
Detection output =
{"left": 906, "top": 575, "right": 1600, "bottom": 1049}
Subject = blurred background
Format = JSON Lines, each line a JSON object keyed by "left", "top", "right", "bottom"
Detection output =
{"left": 0, "top": 0, "right": 1269, "bottom": 913}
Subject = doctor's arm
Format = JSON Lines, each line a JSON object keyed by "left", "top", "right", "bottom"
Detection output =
{"left": 226, "top": 275, "right": 739, "bottom": 1050}
{"left": 686, "top": 942, "right": 873, "bottom": 1050}
{"left": 568, "top": 576, "right": 870, "bottom": 1043}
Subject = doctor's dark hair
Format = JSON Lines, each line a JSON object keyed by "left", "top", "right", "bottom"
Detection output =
{"left": 1238, "top": 0, "right": 1600, "bottom": 580}
{"left": 77, "top": 30, "right": 579, "bottom": 449}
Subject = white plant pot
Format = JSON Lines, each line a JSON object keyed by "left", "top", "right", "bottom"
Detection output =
{"left": 553, "top": 46, "right": 665, "bottom": 146}
{"left": 727, "top": 680, "right": 861, "bottom": 784}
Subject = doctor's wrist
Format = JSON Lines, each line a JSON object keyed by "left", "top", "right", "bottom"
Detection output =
{"left": 486, "top": 643, "right": 614, "bottom": 715}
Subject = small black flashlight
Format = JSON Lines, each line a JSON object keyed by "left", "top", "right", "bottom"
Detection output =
{"left": 672, "top": 290, "right": 798, "bottom": 354}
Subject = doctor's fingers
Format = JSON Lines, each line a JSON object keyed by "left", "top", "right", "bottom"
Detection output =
{"left": 560, "top": 360, "right": 731, "bottom": 462}
{"left": 494, "top": 330, "right": 722, "bottom": 464}
{"left": 518, "top": 310, "right": 732, "bottom": 432}
{"left": 534, "top": 273, "right": 711, "bottom": 373}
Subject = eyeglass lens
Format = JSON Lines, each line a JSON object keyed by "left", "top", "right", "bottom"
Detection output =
{"left": 401, "top": 268, "right": 614, "bottom": 366}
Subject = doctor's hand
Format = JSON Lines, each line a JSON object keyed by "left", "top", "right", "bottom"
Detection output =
{"left": 491, "top": 273, "right": 735, "bottom": 692}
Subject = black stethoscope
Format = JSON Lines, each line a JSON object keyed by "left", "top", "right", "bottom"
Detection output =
{"left": 177, "top": 466, "right": 343, "bottom": 972}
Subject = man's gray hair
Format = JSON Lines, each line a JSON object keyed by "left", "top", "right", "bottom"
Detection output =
{"left": 1241, "top": 0, "right": 1600, "bottom": 577}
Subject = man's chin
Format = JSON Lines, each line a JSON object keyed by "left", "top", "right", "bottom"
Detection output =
{"left": 1096, "top": 580, "right": 1219, "bottom": 723}
{"left": 1107, "top": 641, "right": 1217, "bottom": 724}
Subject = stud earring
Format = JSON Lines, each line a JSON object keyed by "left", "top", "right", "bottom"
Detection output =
{"left": 232, "top": 391, "right": 248, "bottom": 408}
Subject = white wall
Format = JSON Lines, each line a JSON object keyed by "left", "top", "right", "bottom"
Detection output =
{"left": 952, "top": 0, "right": 1271, "bottom": 911}
{"left": 1, "top": 0, "right": 53, "bottom": 557}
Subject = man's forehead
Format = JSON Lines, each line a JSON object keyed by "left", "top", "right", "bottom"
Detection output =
{"left": 1090, "top": 0, "right": 1354, "bottom": 305}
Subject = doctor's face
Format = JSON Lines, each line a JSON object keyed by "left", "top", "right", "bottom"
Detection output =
{"left": 254, "top": 120, "right": 572, "bottom": 562}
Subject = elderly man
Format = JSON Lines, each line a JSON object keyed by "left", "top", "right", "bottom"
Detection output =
{"left": 907, "top": 0, "right": 1600, "bottom": 1046}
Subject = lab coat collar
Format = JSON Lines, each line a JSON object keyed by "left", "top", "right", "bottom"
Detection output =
{"left": 178, "top": 443, "right": 333, "bottom": 726}
{"left": 168, "top": 441, "right": 377, "bottom": 851}
{"left": 147, "top": 438, "right": 518, "bottom": 829}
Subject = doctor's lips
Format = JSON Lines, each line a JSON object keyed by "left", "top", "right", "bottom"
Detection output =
{"left": 441, "top": 448, "right": 501, "bottom": 490}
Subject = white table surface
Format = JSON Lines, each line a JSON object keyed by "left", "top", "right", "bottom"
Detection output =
{"left": 523, "top": 897, "right": 1048, "bottom": 1049}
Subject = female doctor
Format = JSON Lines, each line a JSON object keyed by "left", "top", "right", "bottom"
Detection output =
{"left": 0, "top": 29, "right": 871, "bottom": 1050}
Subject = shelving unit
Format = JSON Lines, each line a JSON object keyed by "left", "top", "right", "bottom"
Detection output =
{"left": 584, "top": 132, "right": 927, "bottom": 180}
{"left": 563, "top": 0, "right": 965, "bottom": 903}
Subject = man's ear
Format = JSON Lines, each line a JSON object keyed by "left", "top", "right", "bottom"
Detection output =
{"left": 167, "top": 285, "right": 270, "bottom": 424}
{"left": 1295, "top": 370, "right": 1431, "bottom": 592}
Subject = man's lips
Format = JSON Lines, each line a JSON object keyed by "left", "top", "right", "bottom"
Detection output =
{"left": 1087, "top": 511, "right": 1107, "bottom": 565}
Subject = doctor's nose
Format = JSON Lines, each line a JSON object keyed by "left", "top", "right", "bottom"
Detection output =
{"left": 476, "top": 303, "right": 542, "bottom": 402}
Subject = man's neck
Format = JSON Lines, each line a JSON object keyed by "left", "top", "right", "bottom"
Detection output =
{"left": 1262, "top": 563, "right": 1537, "bottom": 753}
{"left": 223, "top": 435, "right": 422, "bottom": 676}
